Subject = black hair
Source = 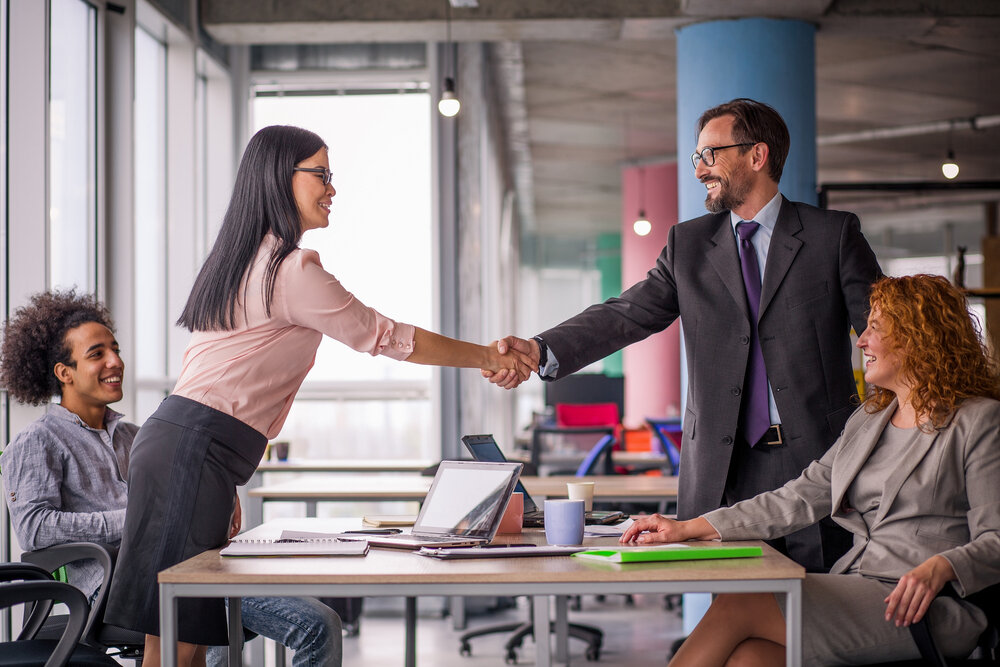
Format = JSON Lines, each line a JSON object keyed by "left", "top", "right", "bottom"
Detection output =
{"left": 177, "top": 125, "right": 327, "bottom": 331}
{"left": 0, "top": 289, "right": 115, "bottom": 405}
{"left": 698, "top": 98, "right": 790, "bottom": 182}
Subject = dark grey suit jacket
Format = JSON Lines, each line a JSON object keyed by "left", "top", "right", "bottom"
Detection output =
{"left": 539, "top": 197, "right": 881, "bottom": 520}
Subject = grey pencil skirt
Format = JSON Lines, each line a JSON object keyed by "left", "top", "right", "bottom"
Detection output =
{"left": 104, "top": 395, "right": 267, "bottom": 645}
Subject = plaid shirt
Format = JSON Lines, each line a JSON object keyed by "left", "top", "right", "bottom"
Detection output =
{"left": 1, "top": 403, "right": 138, "bottom": 597}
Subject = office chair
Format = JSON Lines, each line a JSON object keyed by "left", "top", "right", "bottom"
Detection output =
{"left": 864, "top": 583, "right": 999, "bottom": 666}
{"left": 0, "top": 562, "right": 120, "bottom": 667}
{"left": 645, "top": 417, "right": 682, "bottom": 475}
{"left": 21, "top": 543, "right": 145, "bottom": 662}
{"left": 530, "top": 402, "right": 621, "bottom": 476}
{"left": 458, "top": 599, "right": 603, "bottom": 663}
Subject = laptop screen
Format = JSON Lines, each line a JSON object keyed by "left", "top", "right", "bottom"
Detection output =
{"left": 413, "top": 460, "right": 522, "bottom": 538}
{"left": 461, "top": 434, "right": 538, "bottom": 513}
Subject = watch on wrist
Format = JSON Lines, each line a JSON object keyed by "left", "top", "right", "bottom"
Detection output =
{"left": 532, "top": 336, "right": 548, "bottom": 368}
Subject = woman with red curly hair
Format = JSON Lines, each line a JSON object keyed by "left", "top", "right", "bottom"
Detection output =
{"left": 622, "top": 274, "right": 1000, "bottom": 665}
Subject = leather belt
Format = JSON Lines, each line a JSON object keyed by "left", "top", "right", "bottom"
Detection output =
{"left": 760, "top": 424, "right": 784, "bottom": 446}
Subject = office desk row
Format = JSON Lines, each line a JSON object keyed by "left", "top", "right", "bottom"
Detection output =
{"left": 246, "top": 473, "right": 680, "bottom": 524}
{"left": 158, "top": 517, "right": 804, "bottom": 667}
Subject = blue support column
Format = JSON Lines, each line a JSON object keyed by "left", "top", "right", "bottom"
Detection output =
{"left": 674, "top": 16, "right": 817, "bottom": 637}
{"left": 676, "top": 18, "right": 817, "bottom": 213}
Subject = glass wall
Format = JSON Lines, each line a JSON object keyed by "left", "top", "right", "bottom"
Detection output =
{"left": 133, "top": 26, "right": 169, "bottom": 418}
{"left": 253, "top": 92, "right": 436, "bottom": 461}
{"left": 48, "top": 0, "right": 98, "bottom": 292}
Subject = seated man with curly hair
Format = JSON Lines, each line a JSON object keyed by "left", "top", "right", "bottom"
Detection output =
{"left": 0, "top": 290, "right": 342, "bottom": 666}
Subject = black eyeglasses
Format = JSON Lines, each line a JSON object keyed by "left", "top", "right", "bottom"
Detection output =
{"left": 690, "top": 143, "right": 756, "bottom": 169}
{"left": 293, "top": 166, "right": 333, "bottom": 186}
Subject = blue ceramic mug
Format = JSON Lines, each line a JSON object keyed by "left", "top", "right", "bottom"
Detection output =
{"left": 544, "top": 499, "right": 585, "bottom": 546}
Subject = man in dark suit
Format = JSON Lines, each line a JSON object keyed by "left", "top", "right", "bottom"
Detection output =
{"left": 487, "top": 98, "right": 881, "bottom": 572}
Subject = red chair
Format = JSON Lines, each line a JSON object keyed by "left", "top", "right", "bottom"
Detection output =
{"left": 530, "top": 402, "right": 622, "bottom": 476}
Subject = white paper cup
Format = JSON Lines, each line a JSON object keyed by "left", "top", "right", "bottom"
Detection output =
{"left": 567, "top": 481, "right": 595, "bottom": 512}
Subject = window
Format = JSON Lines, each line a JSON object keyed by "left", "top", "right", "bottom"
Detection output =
{"left": 48, "top": 0, "right": 98, "bottom": 292}
{"left": 133, "top": 25, "right": 168, "bottom": 419}
{"left": 252, "top": 92, "right": 435, "bottom": 460}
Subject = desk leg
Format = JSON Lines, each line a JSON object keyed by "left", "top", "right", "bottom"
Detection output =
{"left": 786, "top": 583, "right": 802, "bottom": 667}
{"left": 248, "top": 495, "right": 263, "bottom": 529}
{"left": 450, "top": 597, "right": 466, "bottom": 630}
{"left": 159, "top": 584, "right": 177, "bottom": 666}
{"left": 532, "top": 596, "right": 551, "bottom": 667}
{"left": 405, "top": 596, "right": 417, "bottom": 667}
{"left": 554, "top": 596, "right": 569, "bottom": 663}
{"left": 228, "top": 597, "right": 243, "bottom": 667}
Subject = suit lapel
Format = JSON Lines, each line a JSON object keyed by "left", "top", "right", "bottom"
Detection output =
{"left": 831, "top": 402, "right": 894, "bottom": 517}
{"left": 706, "top": 215, "right": 752, "bottom": 322}
{"left": 759, "top": 197, "right": 803, "bottom": 318}
{"left": 873, "top": 410, "right": 955, "bottom": 525}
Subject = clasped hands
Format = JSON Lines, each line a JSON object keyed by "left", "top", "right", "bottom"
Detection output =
{"left": 482, "top": 336, "right": 540, "bottom": 390}
{"left": 619, "top": 514, "right": 956, "bottom": 628}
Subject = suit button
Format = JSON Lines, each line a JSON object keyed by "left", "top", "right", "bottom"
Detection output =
{"left": 731, "top": 387, "right": 741, "bottom": 396}
{"left": 722, "top": 436, "right": 733, "bottom": 445}
{"left": 739, "top": 335, "right": 749, "bottom": 344}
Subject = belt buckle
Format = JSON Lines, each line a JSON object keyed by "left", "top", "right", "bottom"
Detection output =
{"left": 766, "top": 425, "right": 783, "bottom": 446}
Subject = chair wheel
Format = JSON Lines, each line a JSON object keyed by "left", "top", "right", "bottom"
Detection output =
{"left": 459, "top": 642, "right": 471, "bottom": 656}
{"left": 504, "top": 649, "right": 518, "bottom": 664}
{"left": 586, "top": 647, "right": 601, "bottom": 661}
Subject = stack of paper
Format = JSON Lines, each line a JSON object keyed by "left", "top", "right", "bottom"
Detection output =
{"left": 362, "top": 514, "right": 418, "bottom": 527}
{"left": 221, "top": 537, "right": 370, "bottom": 557}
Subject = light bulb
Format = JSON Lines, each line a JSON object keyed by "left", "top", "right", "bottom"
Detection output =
{"left": 633, "top": 213, "right": 651, "bottom": 237}
{"left": 942, "top": 161, "right": 959, "bottom": 179}
{"left": 438, "top": 77, "right": 460, "bottom": 117}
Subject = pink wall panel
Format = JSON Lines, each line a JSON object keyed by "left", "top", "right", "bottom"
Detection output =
{"left": 621, "top": 162, "right": 681, "bottom": 427}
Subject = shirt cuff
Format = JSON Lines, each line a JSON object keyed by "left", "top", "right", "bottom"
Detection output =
{"left": 537, "top": 341, "right": 559, "bottom": 378}
{"left": 383, "top": 323, "right": 416, "bottom": 361}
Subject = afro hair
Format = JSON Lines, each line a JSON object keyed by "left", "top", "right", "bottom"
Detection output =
{"left": 0, "top": 289, "right": 115, "bottom": 405}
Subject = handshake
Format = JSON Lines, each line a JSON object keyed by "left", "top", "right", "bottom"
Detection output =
{"left": 482, "top": 336, "right": 541, "bottom": 390}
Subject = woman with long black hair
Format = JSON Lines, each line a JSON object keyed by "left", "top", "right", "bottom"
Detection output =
{"left": 105, "top": 125, "right": 532, "bottom": 665}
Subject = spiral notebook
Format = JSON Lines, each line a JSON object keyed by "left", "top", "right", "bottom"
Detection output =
{"left": 221, "top": 536, "right": 370, "bottom": 557}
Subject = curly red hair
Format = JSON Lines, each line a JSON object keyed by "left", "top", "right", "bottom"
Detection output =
{"left": 863, "top": 274, "right": 1000, "bottom": 427}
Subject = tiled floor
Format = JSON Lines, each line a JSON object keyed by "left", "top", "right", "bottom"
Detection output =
{"left": 339, "top": 594, "right": 684, "bottom": 666}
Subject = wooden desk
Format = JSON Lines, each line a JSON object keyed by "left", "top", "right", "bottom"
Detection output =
{"left": 243, "top": 460, "right": 434, "bottom": 528}
{"left": 248, "top": 474, "right": 679, "bottom": 519}
{"left": 255, "top": 458, "right": 434, "bottom": 474}
{"left": 511, "top": 449, "right": 670, "bottom": 473}
{"left": 158, "top": 518, "right": 804, "bottom": 667}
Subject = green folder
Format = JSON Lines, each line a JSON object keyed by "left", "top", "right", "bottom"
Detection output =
{"left": 572, "top": 544, "right": 762, "bottom": 563}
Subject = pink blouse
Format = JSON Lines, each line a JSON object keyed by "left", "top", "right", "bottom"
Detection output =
{"left": 173, "top": 236, "right": 415, "bottom": 438}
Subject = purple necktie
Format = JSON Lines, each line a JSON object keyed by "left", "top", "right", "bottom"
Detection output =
{"left": 736, "top": 221, "right": 770, "bottom": 446}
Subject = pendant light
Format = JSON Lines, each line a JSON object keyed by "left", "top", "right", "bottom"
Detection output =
{"left": 941, "top": 149, "right": 960, "bottom": 179}
{"left": 633, "top": 166, "right": 651, "bottom": 237}
{"left": 437, "top": 1, "right": 461, "bottom": 117}
{"left": 941, "top": 123, "right": 959, "bottom": 179}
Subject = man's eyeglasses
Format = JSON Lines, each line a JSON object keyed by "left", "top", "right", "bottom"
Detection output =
{"left": 690, "top": 143, "right": 756, "bottom": 169}
{"left": 293, "top": 166, "right": 333, "bottom": 186}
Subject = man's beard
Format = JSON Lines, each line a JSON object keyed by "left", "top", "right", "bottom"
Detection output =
{"left": 704, "top": 162, "right": 753, "bottom": 213}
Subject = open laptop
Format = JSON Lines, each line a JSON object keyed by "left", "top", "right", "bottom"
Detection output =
{"left": 344, "top": 460, "right": 522, "bottom": 550}
{"left": 461, "top": 434, "right": 626, "bottom": 527}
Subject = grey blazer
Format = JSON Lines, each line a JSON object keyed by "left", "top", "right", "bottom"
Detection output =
{"left": 540, "top": 197, "right": 881, "bottom": 519}
{"left": 705, "top": 397, "right": 1000, "bottom": 598}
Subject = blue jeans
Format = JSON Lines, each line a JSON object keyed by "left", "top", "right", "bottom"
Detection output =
{"left": 206, "top": 596, "right": 342, "bottom": 667}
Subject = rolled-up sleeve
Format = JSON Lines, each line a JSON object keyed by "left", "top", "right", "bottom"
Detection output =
{"left": 280, "top": 250, "right": 415, "bottom": 361}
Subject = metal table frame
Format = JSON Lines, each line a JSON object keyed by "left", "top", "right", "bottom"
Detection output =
{"left": 160, "top": 574, "right": 801, "bottom": 666}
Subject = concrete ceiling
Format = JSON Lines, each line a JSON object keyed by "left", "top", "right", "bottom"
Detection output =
{"left": 202, "top": 0, "right": 1000, "bottom": 257}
